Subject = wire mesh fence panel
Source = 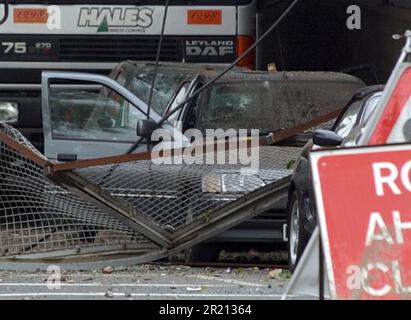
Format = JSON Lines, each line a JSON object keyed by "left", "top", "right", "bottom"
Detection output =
{"left": 74, "top": 145, "right": 300, "bottom": 235}
{"left": 0, "top": 122, "right": 301, "bottom": 263}
{"left": 0, "top": 123, "right": 155, "bottom": 259}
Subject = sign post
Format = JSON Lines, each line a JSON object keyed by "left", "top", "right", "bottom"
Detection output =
{"left": 311, "top": 144, "right": 411, "bottom": 299}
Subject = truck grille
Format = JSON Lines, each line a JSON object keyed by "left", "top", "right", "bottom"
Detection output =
{"left": 59, "top": 36, "right": 180, "bottom": 62}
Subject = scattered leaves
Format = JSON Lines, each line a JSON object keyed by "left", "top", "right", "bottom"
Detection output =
{"left": 268, "top": 269, "right": 292, "bottom": 280}
{"left": 286, "top": 159, "right": 296, "bottom": 170}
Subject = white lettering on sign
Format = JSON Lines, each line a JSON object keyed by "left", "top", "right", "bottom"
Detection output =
{"left": 372, "top": 162, "right": 401, "bottom": 196}
{"left": 392, "top": 260, "right": 411, "bottom": 294}
{"left": 346, "top": 261, "right": 411, "bottom": 296}
{"left": 361, "top": 263, "right": 391, "bottom": 296}
{"left": 185, "top": 40, "right": 234, "bottom": 57}
{"left": 77, "top": 7, "right": 154, "bottom": 28}
{"left": 365, "top": 212, "right": 394, "bottom": 246}
{"left": 393, "top": 210, "right": 411, "bottom": 244}
{"left": 365, "top": 211, "right": 411, "bottom": 246}
{"left": 372, "top": 161, "right": 411, "bottom": 196}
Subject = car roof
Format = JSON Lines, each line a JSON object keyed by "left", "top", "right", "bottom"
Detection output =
{"left": 351, "top": 84, "right": 386, "bottom": 99}
{"left": 117, "top": 61, "right": 364, "bottom": 87}
{"left": 122, "top": 60, "right": 247, "bottom": 73}
{"left": 118, "top": 60, "right": 268, "bottom": 80}
{"left": 199, "top": 70, "right": 366, "bottom": 84}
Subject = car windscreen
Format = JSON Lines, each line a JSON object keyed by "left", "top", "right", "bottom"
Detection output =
{"left": 333, "top": 99, "right": 362, "bottom": 139}
{"left": 128, "top": 69, "right": 192, "bottom": 115}
{"left": 360, "top": 92, "right": 381, "bottom": 124}
{"left": 198, "top": 80, "right": 356, "bottom": 134}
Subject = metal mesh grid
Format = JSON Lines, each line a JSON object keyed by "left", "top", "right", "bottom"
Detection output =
{"left": 75, "top": 146, "right": 300, "bottom": 234}
{"left": 0, "top": 123, "right": 153, "bottom": 258}
{"left": 0, "top": 122, "right": 301, "bottom": 262}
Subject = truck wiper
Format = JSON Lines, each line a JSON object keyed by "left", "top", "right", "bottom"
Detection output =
{"left": 0, "top": 0, "right": 9, "bottom": 26}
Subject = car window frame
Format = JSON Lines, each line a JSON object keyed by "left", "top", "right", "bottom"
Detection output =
{"left": 42, "top": 71, "right": 165, "bottom": 143}
{"left": 356, "top": 91, "right": 383, "bottom": 126}
{"left": 48, "top": 83, "right": 148, "bottom": 144}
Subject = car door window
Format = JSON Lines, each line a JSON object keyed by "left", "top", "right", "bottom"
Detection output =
{"left": 199, "top": 82, "right": 266, "bottom": 132}
{"left": 49, "top": 81, "right": 146, "bottom": 143}
{"left": 333, "top": 99, "right": 363, "bottom": 139}
{"left": 360, "top": 93, "right": 381, "bottom": 124}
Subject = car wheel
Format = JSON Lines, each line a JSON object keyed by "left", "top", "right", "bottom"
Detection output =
{"left": 188, "top": 243, "right": 221, "bottom": 263}
{"left": 287, "top": 191, "right": 309, "bottom": 273}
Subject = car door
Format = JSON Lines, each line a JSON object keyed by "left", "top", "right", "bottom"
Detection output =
{"left": 41, "top": 71, "right": 182, "bottom": 161}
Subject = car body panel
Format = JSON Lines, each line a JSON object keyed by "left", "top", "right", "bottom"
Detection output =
{"left": 289, "top": 85, "right": 385, "bottom": 237}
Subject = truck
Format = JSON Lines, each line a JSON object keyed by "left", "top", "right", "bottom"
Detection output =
{"left": 0, "top": 0, "right": 259, "bottom": 157}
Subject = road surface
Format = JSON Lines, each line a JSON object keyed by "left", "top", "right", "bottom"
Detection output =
{"left": 0, "top": 264, "right": 290, "bottom": 300}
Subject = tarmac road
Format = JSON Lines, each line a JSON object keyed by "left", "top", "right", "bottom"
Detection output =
{"left": 0, "top": 264, "right": 290, "bottom": 300}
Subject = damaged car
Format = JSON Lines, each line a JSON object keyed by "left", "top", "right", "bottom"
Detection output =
{"left": 0, "top": 61, "right": 364, "bottom": 263}
{"left": 287, "top": 84, "right": 385, "bottom": 272}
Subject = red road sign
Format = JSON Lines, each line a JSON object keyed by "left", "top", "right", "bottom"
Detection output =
{"left": 311, "top": 144, "right": 411, "bottom": 299}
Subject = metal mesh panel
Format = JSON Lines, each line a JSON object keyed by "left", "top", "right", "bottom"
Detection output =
{"left": 74, "top": 146, "right": 300, "bottom": 234}
{"left": 0, "top": 123, "right": 153, "bottom": 259}
{"left": 0, "top": 122, "right": 301, "bottom": 263}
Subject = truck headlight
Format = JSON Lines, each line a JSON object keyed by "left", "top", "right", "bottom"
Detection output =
{"left": 0, "top": 102, "right": 18, "bottom": 124}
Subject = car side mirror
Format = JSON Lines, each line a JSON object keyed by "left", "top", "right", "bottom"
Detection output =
{"left": 0, "top": 102, "right": 18, "bottom": 124}
{"left": 313, "top": 129, "right": 343, "bottom": 147}
{"left": 137, "top": 119, "right": 160, "bottom": 141}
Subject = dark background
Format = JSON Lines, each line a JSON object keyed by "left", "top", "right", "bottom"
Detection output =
{"left": 259, "top": 0, "right": 411, "bottom": 84}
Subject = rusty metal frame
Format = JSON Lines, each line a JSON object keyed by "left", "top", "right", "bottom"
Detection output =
{"left": 0, "top": 132, "right": 52, "bottom": 169}
{"left": 17, "top": 108, "right": 341, "bottom": 173}
{"left": 0, "top": 248, "right": 168, "bottom": 271}
{"left": 267, "top": 108, "right": 343, "bottom": 143}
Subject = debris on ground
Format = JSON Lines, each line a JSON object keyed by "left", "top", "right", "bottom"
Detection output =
{"left": 268, "top": 269, "right": 292, "bottom": 280}
{"left": 102, "top": 266, "right": 114, "bottom": 275}
{"left": 61, "top": 275, "right": 74, "bottom": 283}
{"left": 186, "top": 286, "right": 202, "bottom": 292}
{"left": 219, "top": 249, "right": 288, "bottom": 264}
{"left": 105, "top": 289, "right": 114, "bottom": 298}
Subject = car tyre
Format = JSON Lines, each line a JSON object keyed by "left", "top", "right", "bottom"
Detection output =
{"left": 287, "top": 191, "right": 309, "bottom": 273}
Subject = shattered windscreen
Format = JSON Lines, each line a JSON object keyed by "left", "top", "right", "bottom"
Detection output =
{"left": 199, "top": 78, "right": 362, "bottom": 134}
{"left": 129, "top": 68, "right": 194, "bottom": 114}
